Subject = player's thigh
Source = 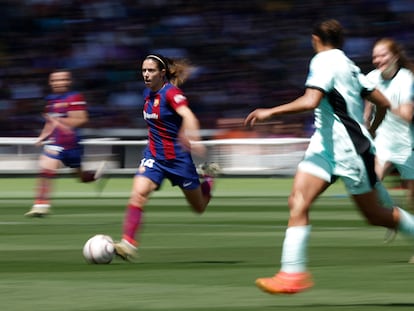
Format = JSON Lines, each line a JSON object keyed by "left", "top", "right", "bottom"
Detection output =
{"left": 39, "top": 154, "right": 61, "bottom": 170}
{"left": 375, "top": 158, "right": 393, "bottom": 180}
{"left": 129, "top": 175, "right": 158, "bottom": 206}
{"left": 296, "top": 152, "right": 333, "bottom": 204}
{"left": 291, "top": 170, "right": 330, "bottom": 206}
{"left": 131, "top": 175, "right": 158, "bottom": 197}
{"left": 181, "top": 187, "right": 203, "bottom": 206}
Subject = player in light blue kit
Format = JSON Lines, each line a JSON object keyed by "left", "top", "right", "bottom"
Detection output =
{"left": 244, "top": 19, "right": 414, "bottom": 294}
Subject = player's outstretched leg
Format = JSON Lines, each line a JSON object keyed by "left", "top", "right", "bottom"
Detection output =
{"left": 25, "top": 169, "right": 55, "bottom": 217}
{"left": 114, "top": 204, "right": 142, "bottom": 261}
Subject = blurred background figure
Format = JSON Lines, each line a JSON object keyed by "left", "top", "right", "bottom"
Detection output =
{"left": 3, "top": 1, "right": 414, "bottom": 140}
{"left": 365, "top": 38, "right": 414, "bottom": 212}
{"left": 25, "top": 69, "right": 105, "bottom": 217}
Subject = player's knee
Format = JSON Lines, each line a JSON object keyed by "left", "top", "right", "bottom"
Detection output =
{"left": 288, "top": 190, "right": 310, "bottom": 220}
{"left": 129, "top": 192, "right": 149, "bottom": 207}
{"left": 288, "top": 191, "right": 308, "bottom": 211}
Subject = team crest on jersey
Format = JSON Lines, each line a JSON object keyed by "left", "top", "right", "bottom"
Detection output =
{"left": 154, "top": 98, "right": 160, "bottom": 107}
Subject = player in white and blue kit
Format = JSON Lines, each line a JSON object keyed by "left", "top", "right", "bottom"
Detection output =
{"left": 365, "top": 38, "right": 414, "bottom": 211}
{"left": 244, "top": 19, "right": 414, "bottom": 294}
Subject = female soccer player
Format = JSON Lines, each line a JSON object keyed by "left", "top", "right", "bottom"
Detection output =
{"left": 244, "top": 19, "right": 414, "bottom": 294}
{"left": 114, "top": 54, "right": 219, "bottom": 260}
{"left": 25, "top": 69, "right": 105, "bottom": 217}
{"left": 365, "top": 38, "right": 414, "bottom": 213}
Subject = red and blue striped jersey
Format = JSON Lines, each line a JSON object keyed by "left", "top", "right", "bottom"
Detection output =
{"left": 44, "top": 91, "right": 87, "bottom": 149}
{"left": 143, "top": 82, "right": 189, "bottom": 160}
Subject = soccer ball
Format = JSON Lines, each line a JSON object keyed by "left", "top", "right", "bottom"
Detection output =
{"left": 82, "top": 234, "right": 115, "bottom": 264}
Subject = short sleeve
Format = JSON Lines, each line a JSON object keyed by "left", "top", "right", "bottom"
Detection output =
{"left": 305, "top": 55, "right": 333, "bottom": 92}
{"left": 166, "top": 87, "right": 189, "bottom": 110}
{"left": 67, "top": 93, "right": 87, "bottom": 111}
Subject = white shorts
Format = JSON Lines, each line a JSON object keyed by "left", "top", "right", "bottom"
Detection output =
{"left": 376, "top": 152, "right": 414, "bottom": 180}
{"left": 298, "top": 137, "right": 377, "bottom": 195}
{"left": 375, "top": 131, "right": 414, "bottom": 180}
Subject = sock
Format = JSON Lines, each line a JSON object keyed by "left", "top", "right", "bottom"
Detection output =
{"left": 201, "top": 177, "right": 214, "bottom": 200}
{"left": 375, "top": 182, "right": 395, "bottom": 208}
{"left": 35, "top": 169, "right": 55, "bottom": 203}
{"left": 397, "top": 207, "right": 414, "bottom": 236}
{"left": 280, "top": 225, "right": 311, "bottom": 273}
{"left": 122, "top": 204, "right": 143, "bottom": 246}
{"left": 80, "top": 171, "right": 96, "bottom": 183}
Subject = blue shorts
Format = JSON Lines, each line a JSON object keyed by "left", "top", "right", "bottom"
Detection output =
{"left": 43, "top": 144, "right": 84, "bottom": 168}
{"left": 136, "top": 150, "right": 200, "bottom": 190}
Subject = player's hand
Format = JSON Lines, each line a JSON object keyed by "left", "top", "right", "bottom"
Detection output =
{"left": 45, "top": 115, "right": 72, "bottom": 133}
{"left": 244, "top": 108, "right": 272, "bottom": 127}
{"left": 179, "top": 133, "right": 207, "bottom": 157}
{"left": 190, "top": 141, "right": 207, "bottom": 158}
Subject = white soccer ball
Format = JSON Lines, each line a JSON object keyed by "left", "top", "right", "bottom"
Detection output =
{"left": 82, "top": 234, "right": 115, "bottom": 264}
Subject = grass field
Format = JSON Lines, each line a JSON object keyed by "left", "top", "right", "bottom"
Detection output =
{"left": 1, "top": 176, "right": 413, "bottom": 311}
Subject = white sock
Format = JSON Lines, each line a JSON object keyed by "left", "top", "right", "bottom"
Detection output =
{"left": 280, "top": 225, "right": 311, "bottom": 273}
{"left": 397, "top": 207, "right": 414, "bottom": 236}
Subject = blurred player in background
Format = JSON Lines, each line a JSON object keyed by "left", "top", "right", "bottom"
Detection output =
{"left": 114, "top": 54, "right": 219, "bottom": 260}
{"left": 25, "top": 69, "right": 105, "bottom": 217}
{"left": 244, "top": 19, "right": 414, "bottom": 294}
{"left": 364, "top": 38, "right": 414, "bottom": 212}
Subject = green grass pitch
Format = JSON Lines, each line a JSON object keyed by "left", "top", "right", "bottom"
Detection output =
{"left": 0, "top": 176, "right": 413, "bottom": 311}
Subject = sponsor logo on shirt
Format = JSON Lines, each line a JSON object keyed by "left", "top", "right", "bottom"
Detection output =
{"left": 143, "top": 111, "right": 159, "bottom": 120}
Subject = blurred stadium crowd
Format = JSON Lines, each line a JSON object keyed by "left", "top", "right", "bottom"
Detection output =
{"left": 1, "top": 0, "right": 414, "bottom": 138}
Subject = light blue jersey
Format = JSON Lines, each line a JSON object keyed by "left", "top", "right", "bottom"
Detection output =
{"left": 367, "top": 68, "right": 414, "bottom": 179}
{"left": 298, "top": 49, "right": 378, "bottom": 194}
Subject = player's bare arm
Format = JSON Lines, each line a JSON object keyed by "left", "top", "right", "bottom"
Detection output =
{"left": 244, "top": 88, "right": 323, "bottom": 127}
{"left": 365, "top": 89, "right": 391, "bottom": 134}
{"left": 176, "top": 105, "right": 206, "bottom": 157}
{"left": 48, "top": 110, "right": 89, "bottom": 131}
{"left": 35, "top": 119, "right": 56, "bottom": 146}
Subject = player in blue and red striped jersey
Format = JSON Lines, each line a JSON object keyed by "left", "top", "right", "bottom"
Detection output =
{"left": 114, "top": 54, "right": 219, "bottom": 260}
{"left": 25, "top": 69, "right": 105, "bottom": 217}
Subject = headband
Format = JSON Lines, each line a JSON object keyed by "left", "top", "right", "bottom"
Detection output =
{"left": 146, "top": 54, "right": 167, "bottom": 69}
